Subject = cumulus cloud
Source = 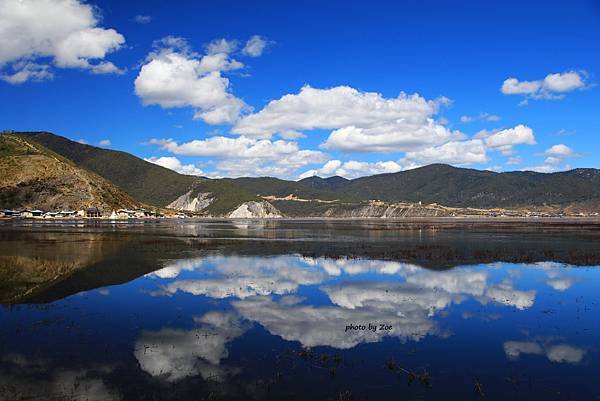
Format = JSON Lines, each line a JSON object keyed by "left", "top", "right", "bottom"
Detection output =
{"left": 504, "top": 340, "right": 585, "bottom": 364}
{"left": 233, "top": 295, "right": 439, "bottom": 349}
{"left": 134, "top": 311, "right": 248, "bottom": 381}
{"left": 546, "top": 277, "right": 575, "bottom": 291}
{"left": 545, "top": 144, "right": 575, "bottom": 157}
{"left": 148, "top": 136, "right": 328, "bottom": 178}
{"left": 141, "top": 255, "right": 581, "bottom": 350}
{"left": 402, "top": 139, "right": 488, "bottom": 166}
{"left": 521, "top": 164, "right": 564, "bottom": 173}
{"left": 521, "top": 144, "right": 577, "bottom": 173}
{"left": 134, "top": 36, "right": 249, "bottom": 125}
{"left": 480, "top": 125, "right": 536, "bottom": 152}
{"left": 483, "top": 279, "right": 536, "bottom": 310}
{"left": 395, "top": 124, "right": 536, "bottom": 166}
{"left": 230, "top": 264, "right": 493, "bottom": 349}
{"left": 243, "top": 35, "right": 268, "bottom": 57}
{"left": 544, "top": 156, "right": 561, "bottom": 165}
{"left": 150, "top": 256, "right": 327, "bottom": 299}
{"left": 332, "top": 159, "right": 402, "bottom": 179}
{"left": 501, "top": 71, "right": 588, "bottom": 101}
{"left": 232, "top": 85, "right": 458, "bottom": 153}
{"left": 300, "top": 159, "right": 403, "bottom": 179}
{"left": 144, "top": 156, "right": 204, "bottom": 176}
{"left": 98, "top": 139, "right": 111, "bottom": 146}
{"left": 0, "top": 0, "right": 125, "bottom": 84}
{"left": 147, "top": 257, "right": 205, "bottom": 279}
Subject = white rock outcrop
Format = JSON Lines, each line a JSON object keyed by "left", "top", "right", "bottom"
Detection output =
{"left": 167, "top": 191, "right": 213, "bottom": 212}
{"left": 228, "top": 201, "right": 282, "bottom": 218}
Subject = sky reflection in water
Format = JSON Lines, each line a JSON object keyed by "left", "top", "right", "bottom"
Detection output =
{"left": 1, "top": 223, "right": 599, "bottom": 401}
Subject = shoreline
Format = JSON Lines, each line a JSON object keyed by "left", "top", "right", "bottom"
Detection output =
{"left": 2, "top": 216, "right": 600, "bottom": 224}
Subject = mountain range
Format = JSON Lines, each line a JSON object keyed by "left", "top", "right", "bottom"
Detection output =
{"left": 2, "top": 131, "right": 600, "bottom": 217}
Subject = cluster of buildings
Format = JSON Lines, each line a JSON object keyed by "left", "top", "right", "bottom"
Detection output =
{"left": 0, "top": 207, "right": 172, "bottom": 220}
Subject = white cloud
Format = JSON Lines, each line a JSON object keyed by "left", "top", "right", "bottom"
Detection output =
{"left": 460, "top": 112, "right": 501, "bottom": 123}
{"left": 521, "top": 164, "right": 562, "bottom": 173}
{"left": 243, "top": 35, "right": 267, "bottom": 57}
{"left": 233, "top": 295, "right": 439, "bottom": 349}
{"left": 151, "top": 256, "right": 327, "bottom": 299}
{"left": 0, "top": 0, "right": 125, "bottom": 84}
{"left": 480, "top": 124, "right": 536, "bottom": 155}
{"left": 299, "top": 160, "right": 343, "bottom": 178}
{"left": 545, "top": 143, "right": 575, "bottom": 157}
{"left": 522, "top": 144, "right": 577, "bottom": 174}
{"left": 134, "top": 312, "right": 248, "bottom": 381}
{"left": 233, "top": 85, "right": 459, "bottom": 153}
{"left": 144, "top": 156, "right": 204, "bottom": 176}
{"left": 149, "top": 136, "right": 328, "bottom": 178}
{"left": 546, "top": 277, "right": 575, "bottom": 291}
{"left": 543, "top": 71, "right": 586, "bottom": 92}
{"left": 98, "top": 139, "right": 111, "bottom": 146}
{"left": 501, "top": 78, "right": 542, "bottom": 95}
{"left": 335, "top": 160, "right": 402, "bottom": 179}
{"left": 76, "top": 138, "right": 87, "bottom": 144}
{"left": 301, "top": 159, "right": 403, "bottom": 179}
{"left": 133, "top": 14, "right": 152, "bottom": 24}
{"left": 402, "top": 139, "right": 488, "bottom": 166}
{"left": 147, "top": 257, "right": 205, "bottom": 279}
{"left": 544, "top": 156, "right": 561, "bottom": 165}
{"left": 483, "top": 279, "right": 536, "bottom": 309}
{"left": 134, "top": 37, "right": 248, "bottom": 125}
{"left": 504, "top": 340, "right": 585, "bottom": 364}
{"left": 546, "top": 344, "right": 585, "bottom": 363}
{"left": 0, "top": 61, "right": 53, "bottom": 84}
{"left": 206, "top": 38, "right": 238, "bottom": 55}
{"left": 501, "top": 71, "right": 587, "bottom": 100}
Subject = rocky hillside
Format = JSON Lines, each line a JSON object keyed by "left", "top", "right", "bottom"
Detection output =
{"left": 0, "top": 134, "right": 141, "bottom": 211}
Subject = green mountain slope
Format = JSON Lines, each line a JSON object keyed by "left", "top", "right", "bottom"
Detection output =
{"left": 337, "top": 164, "right": 600, "bottom": 208}
{"left": 21, "top": 132, "right": 197, "bottom": 206}
{"left": 9, "top": 131, "right": 600, "bottom": 214}
{"left": 227, "top": 177, "right": 343, "bottom": 200}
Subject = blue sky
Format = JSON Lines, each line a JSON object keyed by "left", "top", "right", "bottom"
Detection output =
{"left": 1, "top": 0, "right": 599, "bottom": 179}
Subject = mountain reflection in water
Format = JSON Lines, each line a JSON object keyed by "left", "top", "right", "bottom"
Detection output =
{"left": 0, "top": 220, "right": 599, "bottom": 401}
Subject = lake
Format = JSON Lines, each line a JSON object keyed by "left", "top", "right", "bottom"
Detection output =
{"left": 1, "top": 219, "right": 600, "bottom": 401}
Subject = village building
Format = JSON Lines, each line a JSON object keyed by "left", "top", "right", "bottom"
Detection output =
{"left": 117, "top": 209, "right": 137, "bottom": 218}
{"left": 5, "top": 210, "right": 21, "bottom": 217}
{"left": 86, "top": 207, "right": 102, "bottom": 218}
{"left": 21, "top": 209, "right": 43, "bottom": 218}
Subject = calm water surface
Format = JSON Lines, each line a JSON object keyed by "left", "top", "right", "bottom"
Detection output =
{"left": 1, "top": 219, "right": 599, "bottom": 401}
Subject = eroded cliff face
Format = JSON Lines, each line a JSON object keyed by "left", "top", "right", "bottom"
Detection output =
{"left": 323, "top": 204, "right": 454, "bottom": 218}
{"left": 167, "top": 191, "right": 214, "bottom": 212}
{"left": 228, "top": 201, "right": 282, "bottom": 218}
